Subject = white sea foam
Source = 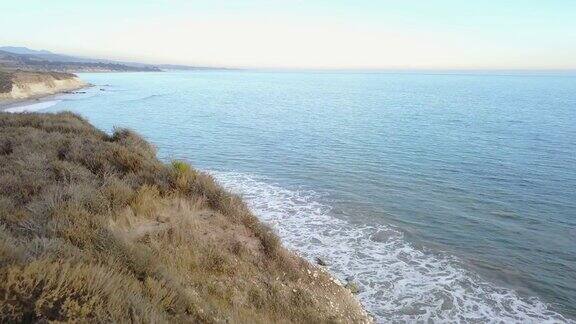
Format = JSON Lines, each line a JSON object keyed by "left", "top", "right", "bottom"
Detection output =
{"left": 210, "top": 170, "right": 572, "bottom": 323}
{"left": 4, "top": 100, "right": 61, "bottom": 113}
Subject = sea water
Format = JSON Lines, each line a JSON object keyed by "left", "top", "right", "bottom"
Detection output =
{"left": 30, "top": 71, "right": 576, "bottom": 322}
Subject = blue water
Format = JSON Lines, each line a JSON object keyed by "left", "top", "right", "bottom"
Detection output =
{"left": 34, "top": 71, "right": 576, "bottom": 322}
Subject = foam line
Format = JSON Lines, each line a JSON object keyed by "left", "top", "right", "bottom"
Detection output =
{"left": 4, "top": 100, "right": 61, "bottom": 113}
{"left": 210, "top": 170, "right": 572, "bottom": 323}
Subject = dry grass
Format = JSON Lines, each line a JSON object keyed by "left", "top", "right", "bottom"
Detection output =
{"left": 0, "top": 112, "right": 371, "bottom": 323}
{"left": 0, "top": 70, "right": 12, "bottom": 94}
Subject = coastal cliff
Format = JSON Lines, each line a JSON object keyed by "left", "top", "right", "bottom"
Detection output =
{"left": 0, "top": 113, "right": 371, "bottom": 323}
{"left": 0, "top": 70, "right": 87, "bottom": 101}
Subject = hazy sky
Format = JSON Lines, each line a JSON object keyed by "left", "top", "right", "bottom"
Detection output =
{"left": 1, "top": 0, "right": 575, "bottom": 69}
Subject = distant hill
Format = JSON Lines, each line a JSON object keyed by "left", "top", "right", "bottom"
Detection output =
{"left": 0, "top": 46, "right": 233, "bottom": 72}
{"left": 0, "top": 46, "right": 151, "bottom": 66}
{"left": 0, "top": 46, "right": 54, "bottom": 55}
{"left": 0, "top": 46, "right": 161, "bottom": 72}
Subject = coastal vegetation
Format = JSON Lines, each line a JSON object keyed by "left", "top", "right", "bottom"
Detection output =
{"left": 0, "top": 112, "right": 370, "bottom": 323}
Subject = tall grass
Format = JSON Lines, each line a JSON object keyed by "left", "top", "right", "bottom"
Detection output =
{"left": 0, "top": 112, "right": 370, "bottom": 323}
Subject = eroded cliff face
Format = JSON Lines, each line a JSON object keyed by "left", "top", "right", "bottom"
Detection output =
{"left": 0, "top": 71, "right": 86, "bottom": 100}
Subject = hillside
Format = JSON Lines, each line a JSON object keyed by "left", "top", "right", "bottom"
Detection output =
{"left": 0, "top": 69, "right": 86, "bottom": 101}
{"left": 0, "top": 46, "right": 234, "bottom": 72}
{"left": 0, "top": 112, "right": 371, "bottom": 323}
{"left": 0, "top": 46, "right": 54, "bottom": 55}
{"left": 0, "top": 50, "right": 161, "bottom": 73}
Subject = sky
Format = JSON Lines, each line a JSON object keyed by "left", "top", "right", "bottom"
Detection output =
{"left": 1, "top": 0, "right": 575, "bottom": 69}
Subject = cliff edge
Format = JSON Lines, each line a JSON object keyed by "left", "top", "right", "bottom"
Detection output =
{"left": 0, "top": 70, "right": 87, "bottom": 101}
{"left": 0, "top": 112, "right": 371, "bottom": 323}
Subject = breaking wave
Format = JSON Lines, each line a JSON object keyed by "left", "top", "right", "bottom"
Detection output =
{"left": 210, "top": 170, "right": 572, "bottom": 323}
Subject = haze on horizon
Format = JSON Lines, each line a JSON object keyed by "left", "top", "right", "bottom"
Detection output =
{"left": 1, "top": 0, "right": 575, "bottom": 70}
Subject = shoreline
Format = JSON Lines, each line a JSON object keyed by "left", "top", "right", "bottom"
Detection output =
{"left": 0, "top": 83, "right": 94, "bottom": 111}
{"left": 0, "top": 85, "right": 89, "bottom": 110}
{"left": 0, "top": 70, "right": 90, "bottom": 111}
{"left": 0, "top": 83, "right": 91, "bottom": 112}
{"left": 3, "top": 71, "right": 572, "bottom": 322}
{"left": 0, "top": 80, "right": 375, "bottom": 321}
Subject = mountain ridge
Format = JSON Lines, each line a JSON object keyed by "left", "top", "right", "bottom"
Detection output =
{"left": 0, "top": 46, "right": 235, "bottom": 72}
{"left": 0, "top": 50, "right": 160, "bottom": 73}
{"left": 0, "top": 46, "right": 54, "bottom": 55}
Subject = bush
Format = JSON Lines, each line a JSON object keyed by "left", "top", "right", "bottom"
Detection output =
{"left": 171, "top": 160, "right": 190, "bottom": 174}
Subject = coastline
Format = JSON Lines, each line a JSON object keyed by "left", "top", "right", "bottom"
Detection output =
{"left": 4, "top": 71, "right": 573, "bottom": 322}
{"left": 0, "top": 86, "right": 90, "bottom": 112}
{"left": 0, "top": 91, "right": 375, "bottom": 320}
{"left": 0, "top": 70, "right": 89, "bottom": 111}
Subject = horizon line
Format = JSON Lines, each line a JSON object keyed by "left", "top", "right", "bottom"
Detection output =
{"left": 4, "top": 45, "right": 576, "bottom": 73}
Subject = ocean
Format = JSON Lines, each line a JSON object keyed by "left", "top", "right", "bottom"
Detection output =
{"left": 16, "top": 71, "right": 576, "bottom": 322}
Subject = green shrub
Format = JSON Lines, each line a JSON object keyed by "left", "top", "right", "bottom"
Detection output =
{"left": 171, "top": 160, "right": 190, "bottom": 174}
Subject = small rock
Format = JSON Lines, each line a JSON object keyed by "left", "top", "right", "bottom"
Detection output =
{"left": 315, "top": 256, "right": 328, "bottom": 266}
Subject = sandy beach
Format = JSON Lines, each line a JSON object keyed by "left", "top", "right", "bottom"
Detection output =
{"left": 0, "top": 87, "right": 90, "bottom": 113}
